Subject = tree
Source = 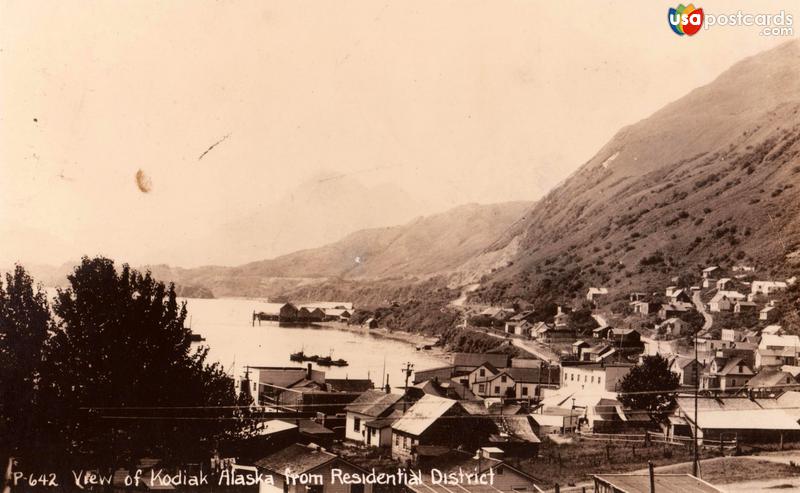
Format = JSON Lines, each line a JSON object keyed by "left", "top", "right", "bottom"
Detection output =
{"left": 40, "top": 257, "right": 237, "bottom": 465}
{"left": 618, "top": 354, "right": 679, "bottom": 421}
{"left": 0, "top": 266, "right": 51, "bottom": 458}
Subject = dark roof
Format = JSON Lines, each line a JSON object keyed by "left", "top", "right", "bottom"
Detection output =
{"left": 506, "top": 367, "right": 543, "bottom": 383}
{"left": 254, "top": 444, "right": 336, "bottom": 474}
{"left": 489, "top": 416, "right": 541, "bottom": 444}
{"left": 279, "top": 419, "right": 335, "bottom": 437}
{"left": 325, "top": 379, "right": 373, "bottom": 393}
{"left": 453, "top": 353, "right": 509, "bottom": 368}
{"left": 364, "top": 416, "right": 399, "bottom": 428}
{"left": 344, "top": 390, "right": 403, "bottom": 417}
{"left": 594, "top": 474, "right": 723, "bottom": 492}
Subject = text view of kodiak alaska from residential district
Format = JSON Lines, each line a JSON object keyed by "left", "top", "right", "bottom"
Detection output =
{"left": 2, "top": 2, "right": 800, "bottom": 492}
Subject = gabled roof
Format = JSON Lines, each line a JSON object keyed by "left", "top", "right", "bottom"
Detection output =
{"left": 326, "top": 379, "right": 373, "bottom": 393}
{"left": 760, "top": 334, "right": 800, "bottom": 349}
{"left": 746, "top": 369, "right": 795, "bottom": 389}
{"left": 391, "top": 394, "right": 458, "bottom": 436}
{"left": 594, "top": 474, "right": 723, "bottom": 493}
{"left": 489, "top": 415, "right": 541, "bottom": 444}
{"left": 452, "top": 353, "right": 509, "bottom": 368}
{"left": 344, "top": 390, "right": 403, "bottom": 417}
{"left": 506, "top": 367, "right": 545, "bottom": 383}
{"left": 717, "top": 357, "right": 753, "bottom": 376}
{"left": 255, "top": 444, "right": 339, "bottom": 474}
{"left": 709, "top": 290, "right": 746, "bottom": 303}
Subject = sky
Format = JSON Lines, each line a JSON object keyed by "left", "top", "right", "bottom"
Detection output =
{"left": 1, "top": 0, "right": 797, "bottom": 267}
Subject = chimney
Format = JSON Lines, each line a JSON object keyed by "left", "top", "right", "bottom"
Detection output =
{"left": 648, "top": 461, "right": 655, "bottom": 493}
{"left": 307, "top": 363, "right": 312, "bottom": 379}
{"left": 385, "top": 375, "right": 391, "bottom": 394}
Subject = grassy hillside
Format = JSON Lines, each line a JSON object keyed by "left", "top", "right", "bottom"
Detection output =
{"left": 471, "top": 40, "right": 800, "bottom": 306}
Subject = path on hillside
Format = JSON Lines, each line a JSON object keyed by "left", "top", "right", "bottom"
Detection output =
{"left": 693, "top": 290, "right": 714, "bottom": 335}
{"left": 450, "top": 283, "right": 480, "bottom": 307}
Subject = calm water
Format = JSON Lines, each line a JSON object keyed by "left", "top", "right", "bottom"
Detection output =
{"left": 182, "top": 297, "right": 446, "bottom": 388}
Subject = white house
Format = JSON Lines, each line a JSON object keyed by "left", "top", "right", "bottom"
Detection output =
{"left": 751, "top": 281, "right": 788, "bottom": 296}
{"left": 344, "top": 389, "right": 404, "bottom": 446}
{"left": 708, "top": 291, "right": 746, "bottom": 312}
{"left": 757, "top": 334, "right": 800, "bottom": 368}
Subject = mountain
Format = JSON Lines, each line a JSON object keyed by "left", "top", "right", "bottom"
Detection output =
{"left": 470, "top": 40, "right": 800, "bottom": 304}
{"left": 142, "top": 201, "right": 533, "bottom": 298}
{"left": 145, "top": 171, "right": 430, "bottom": 267}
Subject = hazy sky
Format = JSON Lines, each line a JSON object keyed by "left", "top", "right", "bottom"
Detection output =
{"left": 1, "top": 0, "right": 797, "bottom": 267}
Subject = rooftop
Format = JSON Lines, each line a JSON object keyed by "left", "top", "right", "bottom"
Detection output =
{"left": 594, "top": 474, "right": 722, "bottom": 493}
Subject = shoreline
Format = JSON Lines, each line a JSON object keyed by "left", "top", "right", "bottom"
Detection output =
{"left": 318, "top": 321, "right": 451, "bottom": 365}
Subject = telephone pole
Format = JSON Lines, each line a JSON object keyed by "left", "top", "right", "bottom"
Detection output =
{"left": 693, "top": 326, "right": 699, "bottom": 477}
{"left": 402, "top": 362, "right": 414, "bottom": 412}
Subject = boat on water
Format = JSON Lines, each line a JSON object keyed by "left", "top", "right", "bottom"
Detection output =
{"left": 288, "top": 350, "right": 348, "bottom": 367}
{"left": 189, "top": 333, "right": 206, "bottom": 342}
{"left": 316, "top": 356, "right": 348, "bottom": 367}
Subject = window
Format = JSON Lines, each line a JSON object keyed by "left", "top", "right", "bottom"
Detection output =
{"left": 598, "top": 377, "right": 602, "bottom": 386}
{"left": 522, "top": 386, "right": 529, "bottom": 396}
{"left": 403, "top": 436, "right": 408, "bottom": 448}
{"left": 351, "top": 484, "right": 365, "bottom": 493}
{"left": 354, "top": 417, "right": 361, "bottom": 432}
{"left": 494, "top": 386, "right": 500, "bottom": 394}
{"left": 479, "top": 384, "right": 486, "bottom": 394}
{"left": 591, "top": 376, "right": 594, "bottom": 383}
{"left": 480, "top": 369, "right": 486, "bottom": 377}
{"left": 501, "top": 375, "right": 507, "bottom": 383}
{"left": 571, "top": 374, "right": 574, "bottom": 381}
{"left": 395, "top": 434, "right": 399, "bottom": 446}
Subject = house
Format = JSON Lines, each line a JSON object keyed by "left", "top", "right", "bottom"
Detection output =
{"left": 452, "top": 352, "right": 510, "bottom": 369}
{"left": 249, "top": 443, "right": 372, "bottom": 493}
{"left": 507, "top": 310, "right": 537, "bottom": 324}
{"left": 658, "top": 303, "right": 690, "bottom": 319}
{"left": 480, "top": 307, "right": 515, "bottom": 321}
{"left": 553, "top": 306, "right": 572, "bottom": 327}
{"left": 297, "top": 307, "right": 325, "bottom": 323}
{"left": 587, "top": 287, "right": 609, "bottom": 302}
{"left": 344, "top": 390, "right": 404, "bottom": 446}
{"left": 708, "top": 290, "right": 747, "bottom": 312}
{"left": 671, "top": 396, "right": 800, "bottom": 444}
{"left": 656, "top": 318, "right": 687, "bottom": 337}
{"left": 411, "top": 379, "right": 477, "bottom": 401}
{"left": 363, "top": 318, "right": 378, "bottom": 329}
{"left": 670, "top": 356, "right": 704, "bottom": 386}
{"left": 592, "top": 326, "right": 612, "bottom": 339}
{"left": 593, "top": 473, "right": 723, "bottom": 493}
{"left": 760, "top": 304, "right": 778, "bottom": 322}
{"left": 390, "top": 395, "right": 488, "bottom": 464}
{"left": 631, "top": 301, "right": 660, "bottom": 315}
{"left": 504, "top": 320, "right": 533, "bottom": 337}
{"left": 239, "top": 365, "right": 325, "bottom": 406}
{"left": 322, "top": 308, "right": 351, "bottom": 322}
{"left": 253, "top": 302, "right": 299, "bottom": 324}
{"left": 700, "top": 357, "right": 754, "bottom": 392}
{"left": 746, "top": 369, "right": 797, "bottom": 396}
{"left": 468, "top": 363, "right": 515, "bottom": 398}
{"left": 642, "top": 337, "right": 680, "bottom": 357}
{"left": 763, "top": 324, "right": 784, "bottom": 335}
{"left": 721, "top": 328, "right": 746, "bottom": 342}
{"left": 606, "top": 328, "right": 642, "bottom": 349}
{"left": 531, "top": 406, "right": 581, "bottom": 435}
{"left": 486, "top": 415, "right": 541, "bottom": 457}
{"left": 702, "top": 266, "right": 719, "bottom": 278}
{"left": 715, "top": 278, "right": 733, "bottom": 290}
{"left": 751, "top": 280, "right": 788, "bottom": 296}
{"left": 325, "top": 378, "right": 373, "bottom": 393}
{"left": 668, "top": 288, "right": 691, "bottom": 304}
{"left": 629, "top": 292, "right": 647, "bottom": 302}
{"left": 756, "top": 334, "right": 800, "bottom": 368}
{"left": 560, "top": 363, "right": 633, "bottom": 393}
{"left": 407, "top": 449, "right": 543, "bottom": 493}
{"left": 734, "top": 300, "right": 758, "bottom": 313}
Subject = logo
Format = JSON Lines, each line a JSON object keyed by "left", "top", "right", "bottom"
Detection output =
{"left": 668, "top": 4, "right": 705, "bottom": 36}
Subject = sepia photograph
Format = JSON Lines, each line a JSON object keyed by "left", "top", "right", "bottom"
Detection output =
{"left": 1, "top": 1, "right": 800, "bottom": 492}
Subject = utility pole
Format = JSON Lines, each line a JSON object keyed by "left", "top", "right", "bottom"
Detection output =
{"left": 402, "top": 362, "right": 414, "bottom": 412}
{"left": 693, "top": 326, "right": 700, "bottom": 477}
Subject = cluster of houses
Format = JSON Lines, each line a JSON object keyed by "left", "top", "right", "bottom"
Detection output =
{"left": 252, "top": 301, "right": 354, "bottom": 325}
{"left": 207, "top": 265, "right": 798, "bottom": 493}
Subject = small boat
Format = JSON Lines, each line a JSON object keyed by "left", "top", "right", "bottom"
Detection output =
{"left": 289, "top": 351, "right": 305, "bottom": 362}
{"left": 189, "top": 333, "right": 205, "bottom": 342}
{"left": 316, "top": 356, "right": 348, "bottom": 367}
